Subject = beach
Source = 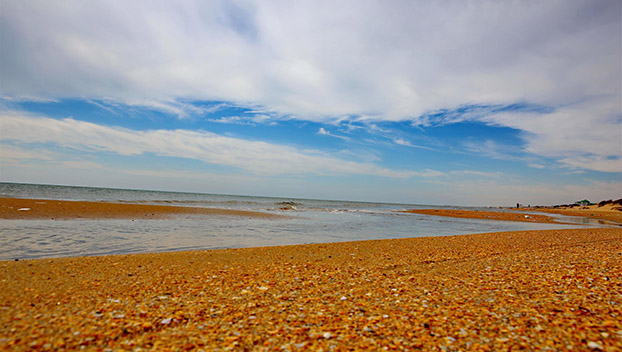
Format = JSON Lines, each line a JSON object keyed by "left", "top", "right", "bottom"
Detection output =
{"left": 2, "top": 0, "right": 621, "bottom": 350}
{"left": 4, "top": 189, "right": 590, "bottom": 261}
{"left": 7, "top": 196, "right": 620, "bottom": 225}
{"left": 2, "top": 190, "right": 621, "bottom": 350}
{"left": 0, "top": 197, "right": 284, "bottom": 220}
{"left": 2, "top": 227, "right": 621, "bottom": 350}
{"left": 400, "top": 209, "right": 561, "bottom": 224}
{"left": 526, "top": 203, "right": 622, "bottom": 226}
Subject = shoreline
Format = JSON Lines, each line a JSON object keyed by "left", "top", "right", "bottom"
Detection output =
{"left": 0, "top": 197, "right": 285, "bottom": 220}
{"left": 401, "top": 207, "right": 622, "bottom": 226}
{"left": 525, "top": 205, "right": 622, "bottom": 226}
{"left": 4, "top": 196, "right": 616, "bottom": 226}
{"left": 399, "top": 208, "right": 562, "bottom": 224}
{"left": 1, "top": 228, "right": 621, "bottom": 350}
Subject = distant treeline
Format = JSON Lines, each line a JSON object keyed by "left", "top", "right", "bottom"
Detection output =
{"left": 529, "top": 198, "right": 622, "bottom": 209}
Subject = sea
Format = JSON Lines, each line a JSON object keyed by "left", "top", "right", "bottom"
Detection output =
{"left": 0, "top": 182, "right": 598, "bottom": 261}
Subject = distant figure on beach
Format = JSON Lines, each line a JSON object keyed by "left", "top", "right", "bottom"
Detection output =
{"left": 516, "top": 203, "right": 520, "bottom": 209}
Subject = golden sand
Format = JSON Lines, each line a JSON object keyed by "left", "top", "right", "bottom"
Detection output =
{"left": 527, "top": 204, "right": 622, "bottom": 226}
{"left": 0, "top": 198, "right": 284, "bottom": 220}
{"left": 400, "top": 208, "right": 560, "bottom": 224}
{"left": 1, "top": 228, "right": 621, "bottom": 351}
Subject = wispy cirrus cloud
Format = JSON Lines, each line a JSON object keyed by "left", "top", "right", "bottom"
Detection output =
{"left": 481, "top": 100, "right": 621, "bottom": 173}
{"left": 317, "top": 127, "right": 350, "bottom": 141}
{"left": 424, "top": 100, "right": 621, "bottom": 173}
{"left": 0, "top": 143, "right": 57, "bottom": 162}
{"left": 208, "top": 116, "right": 256, "bottom": 126}
{"left": 0, "top": 112, "right": 434, "bottom": 178}
{"left": 392, "top": 138, "right": 433, "bottom": 151}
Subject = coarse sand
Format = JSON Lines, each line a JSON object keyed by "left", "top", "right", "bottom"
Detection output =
{"left": 527, "top": 205, "right": 622, "bottom": 226}
{"left": 1, "top": 228, "right": 621, "bottom": 351}
{"left": 399, "top": 209, "right": 561, "bottom": 224}
{"left": 0, "top": 198, "right": 285, "bottom": 220}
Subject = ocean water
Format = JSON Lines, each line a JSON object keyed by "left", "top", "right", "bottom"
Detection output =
{"left": 0, "top": 182, "right": 592, "bottom": 260}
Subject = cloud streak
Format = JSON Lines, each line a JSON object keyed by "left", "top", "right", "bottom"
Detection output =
{"left": 1, "top": 112, "right": 432, "bottom": 178}
{"left": 421, "top": 100, "right": 621, "bottom": 173}
{"left": 317, "top": 127, "right": 350, "bottom": 141}
{"left": 481, "top": 101, "right": 621, "bottom": 172}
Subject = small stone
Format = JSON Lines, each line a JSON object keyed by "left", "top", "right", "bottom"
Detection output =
{"left": 587, "top": 341, "right": 603, "bottom": 350}
{"left": 340, "top": 296, "right": 347, "bottom": 301}
{"left": 160, "top": 318, "right": 172, "bottom": 325}
{"left": 323, "top": 332, "right": 332, "bottom": 339}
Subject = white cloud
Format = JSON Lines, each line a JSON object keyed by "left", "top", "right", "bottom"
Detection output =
{"left": 0, "top": 0, "right": 619, "bottom": 172}
{"left": 0, "top": 143, "right": 103, "bottom": 172}
{"left": 60, "top": 161, "right": 103, "bottom": 169}
{"left": 0, "top": 143, "right": 56, "bottom": 162}
{"left": 1, "top": 1, "right": 619, "bottom": 118}
{"left": 0, "top": 112, "right": 435, "bottom": 178}
{"left": 559, "top": 156, "right": 621, "bottom": 173}
{"left": 480, "top": 100, "right": 621, "bottom": 172}
{"left": 208, "top": 116, "right": 255, "bottom": 125}
{"left": 392, "top": 138, "right": 409, "bottom": 146}
{"left": 317, "top": 127, "right": 349, "bottom": 141}
{"left": 424, "top": 98, "right": 621, "bottom": 173}
{"left": 392, "top": 138, "right": 433, "bottom": 151}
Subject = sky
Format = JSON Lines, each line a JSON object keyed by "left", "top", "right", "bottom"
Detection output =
{"left": 0, "top": 0, "right": 620, "bottom": 206}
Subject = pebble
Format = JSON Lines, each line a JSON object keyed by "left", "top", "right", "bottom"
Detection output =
{"left": 587, "top": 341, "right": 603, "bottom": 350}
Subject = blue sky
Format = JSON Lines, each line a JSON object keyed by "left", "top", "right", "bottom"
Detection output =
{"left": 0, "top": 1, "right": 620, "bottom": 205}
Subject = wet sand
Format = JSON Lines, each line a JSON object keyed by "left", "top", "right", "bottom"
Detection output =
{"left": 0, "top": 198, "right": 284, "bottom": 220}
{"left": 526, "top": 204, "right": 622, "bottom": 226}
{"left": 2, "top": 228, "right": 621, "bottom": 350}
{"left": 400, "top": 208, "right": 561, "bottom": 224}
